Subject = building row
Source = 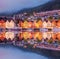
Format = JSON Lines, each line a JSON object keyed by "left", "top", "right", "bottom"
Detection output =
{"left": 0, "top": 19, "right": 60, "bottom": 29}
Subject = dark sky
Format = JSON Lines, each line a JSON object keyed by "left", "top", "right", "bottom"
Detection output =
{"left": 0, "top": 0, "right": 50, "bottom": 13}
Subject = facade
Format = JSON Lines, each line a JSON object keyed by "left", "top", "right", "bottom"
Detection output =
{"left": 6, "top": 20, "right": 15, "bottom": 28}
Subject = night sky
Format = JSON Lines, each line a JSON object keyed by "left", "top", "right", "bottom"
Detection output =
{"left": 0, "top": 0, "right": 50, "bottom": 13}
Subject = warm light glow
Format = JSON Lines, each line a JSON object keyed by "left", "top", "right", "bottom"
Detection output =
{"left": 19, "top": 32, "right": 33, "bottom": 39}
{"left": 0, "top": 20, "right": 5, "bottom": 28}
{"left": 47, "top": 32, "right": 52, "bottom": 39}
{"left": 43, "top": 21, "right": 47, "bottom": 28}
{"left": 52, "top": 33, "right": 57, "bottom": 40}
{"left": 0, "top": 32, "right": 5, "bottom": 40}
{"left": 51, "top": 20, "right": 56, "bottom": 27}
{"left": 23, "top": 32, "right": 28, "bottom": 39}
{"left": 19, "top": 21, "right": 23, "bottom": 28}
{"left": 22, "top": 21, "right": 29, "bottom": 28}
{"left": 28, "top": 21, "right": 33, "bottom": 28}
{"left": 34, "top": 20, "right": 42, "bottom": 28}
{"left": 57, "top": 20, "right": 60, "bottom": 28}
{"left": 6, "top": 20, "right": 15, "bottom": 28}
{"left": 47, "top": 21, "right": 52, "bottom": 27}
{"left": 43, "top": 32, "right": 47, "bottom": 39}
{"left": 34, "top": 32, "right": 42, "bottom": 40}
{"left": 5, "top": 32, "right": 14, "bottom": 40}
{"left": 57, "top": 33, "right": 60, "bottom": 40}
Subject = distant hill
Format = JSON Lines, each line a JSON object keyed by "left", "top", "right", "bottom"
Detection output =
{"left": 15, "top": 0, "right": 60, "bottom": 14}
{"left": 0, "top": 0, "right": 60, "bottom": 16}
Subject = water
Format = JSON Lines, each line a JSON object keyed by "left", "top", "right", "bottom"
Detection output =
{"left": 0, "top": 45, "right": 48, "bottom": 59}
{"left": 0, "top": 45, "right": 60, "bottom": 59}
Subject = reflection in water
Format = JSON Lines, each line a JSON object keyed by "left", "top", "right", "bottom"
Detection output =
{"left": 0, "top": 19, "right": 60, "bottom": 59}
{"left": 5, "top": 32, "right": 15, "bottom": 40}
